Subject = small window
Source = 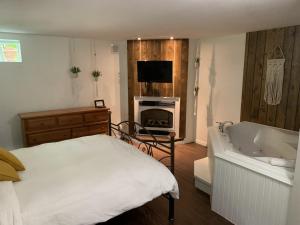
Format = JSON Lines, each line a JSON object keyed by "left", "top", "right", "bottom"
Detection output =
{"left": 0, "top": 39, "right": 22, "bottom": 62}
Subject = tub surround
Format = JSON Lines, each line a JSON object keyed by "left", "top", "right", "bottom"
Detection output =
{"left": 207, "top": 122, "right": 299, "bottom": 225}
{"left": 210, "top": 122, "right": 298, "bottom": 185}
{"left": 211, "top": 155, "right": 290, "bottom": 225}
{"left": 287, "top": 134, "right": 300, "bottom": 225}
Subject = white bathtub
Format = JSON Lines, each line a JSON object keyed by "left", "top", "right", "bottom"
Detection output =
{"left": 208, "top": 121, "right": 299, "bottom": 225}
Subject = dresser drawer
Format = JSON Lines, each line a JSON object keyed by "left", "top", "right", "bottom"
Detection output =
{"left": 89, "top": 124, "right": 108, "bottom": 135}
{"left": 26, "top": 117, "right": 57, "bottom": 132}
{"left": 28, "top": 129, "right": 71, "bottom": 146}
{"left": 72, "top": 123, "right": 108, "bottom": 138}
{"left": 84, "top": 112, "right": 108, "bottom": 123}
{"left": 58, "top": 114, "right": 83, "bottom": 126}
{"left": 72, "top": 127, "right": 90, "bottom": 138}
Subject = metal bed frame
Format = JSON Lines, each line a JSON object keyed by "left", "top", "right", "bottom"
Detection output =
{"left": 108, "top": 113, "right": 177, "bottom": 222}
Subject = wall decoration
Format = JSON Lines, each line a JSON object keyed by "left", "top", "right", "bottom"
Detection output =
{"left": 92, "top": 70, "right": 102, "bottom": 81}
{"left": 70, "top": 66, "right": 81, "bottom": 78}
{"left": 92, "top": 70, "right": 102, "bottom": 97}
{"left": 264, "top": 46, "right": 285, "bottom": 105}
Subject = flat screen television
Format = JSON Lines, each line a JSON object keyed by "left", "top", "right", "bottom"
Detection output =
{"left": 137, "top": 60, "right": 172, "bottom": 83}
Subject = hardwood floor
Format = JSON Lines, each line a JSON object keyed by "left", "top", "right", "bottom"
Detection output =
{"left": 99, "top": 143, "right": 232, "bottom": 225}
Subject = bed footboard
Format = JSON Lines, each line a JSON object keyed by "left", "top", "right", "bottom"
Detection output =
{"left": 108, "top": 112, "right": 177, "bottom": 222}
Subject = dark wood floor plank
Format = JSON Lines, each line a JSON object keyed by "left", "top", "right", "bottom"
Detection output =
{"left": 98, "top": 143, "right": 232, "bottom": 225}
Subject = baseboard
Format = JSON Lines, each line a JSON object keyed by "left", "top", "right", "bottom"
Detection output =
{"left": 195, "top": 138, "right": 207, "bottom": 147}
{"left": 181, "top": 138, "right": 196, "bottom": 144}
{"left": 195, "top": 177, "right": 211, "bottom": 195}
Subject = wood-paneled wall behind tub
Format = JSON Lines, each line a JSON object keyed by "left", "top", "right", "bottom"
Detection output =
{"left": 241, "top": 25, "right": 300, "bottom": 131}
{"left": 127, "top": 39, "right": 189, "bottom": 138}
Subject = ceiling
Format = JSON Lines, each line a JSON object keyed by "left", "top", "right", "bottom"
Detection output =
{"left": 0, "top": 0, "right": 300, "bottom": 40}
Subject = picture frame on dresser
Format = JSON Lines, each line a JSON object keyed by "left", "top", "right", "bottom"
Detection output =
{"left": 94, "top": 100, "right": 105, "bottom": 108}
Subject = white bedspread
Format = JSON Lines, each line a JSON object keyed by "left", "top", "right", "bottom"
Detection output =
{"left": 0, "top": 182, "right": 22, "bottom": 225}
{"left": 10, "top": 135, "right": 179, "bottom": 225}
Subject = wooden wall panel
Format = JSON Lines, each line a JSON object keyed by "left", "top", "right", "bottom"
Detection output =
{"left": 127, "top": 39, "right": 189, "bottom": 137}
{"left": 241, "top": 25, "right": 300, "bottom": 131}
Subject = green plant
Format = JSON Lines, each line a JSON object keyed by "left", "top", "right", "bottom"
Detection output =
{"left": 70, "top": 66, "right": 81, "bottom": 75}
{"left": 92, "top": 70, "right": 102, "bottom": 81}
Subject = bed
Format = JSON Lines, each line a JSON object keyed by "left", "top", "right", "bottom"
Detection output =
{"left": 0, "top": 120, "right": 179, "bottom": 225}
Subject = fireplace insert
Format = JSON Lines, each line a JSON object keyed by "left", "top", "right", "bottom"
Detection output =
{"left": 141, "top": 109, "right": 173, "bottom": 128}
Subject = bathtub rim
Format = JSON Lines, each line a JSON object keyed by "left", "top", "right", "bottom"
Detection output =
{"left": 208, "top": 126, "right": 294, "bottom": 186}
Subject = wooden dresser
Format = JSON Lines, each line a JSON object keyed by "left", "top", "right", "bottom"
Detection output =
{"left": 19, "top": 107, "right": 110, "bottom": 147}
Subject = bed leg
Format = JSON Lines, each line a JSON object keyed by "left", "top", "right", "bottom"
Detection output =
{"left": 108, "top": 111, "right": 112, "bottom": 136}
{"left": 168, "top": 195, "right": 175, "bottom": 223}
{"left": 168, "top": 133, "right": 175, "bottom": 223}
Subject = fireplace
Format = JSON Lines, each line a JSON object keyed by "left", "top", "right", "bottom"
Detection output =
{"left": 141, "top": 109, "right": 173, "bottom": 128}
{"left": 134, "top": 96, "right": 180, "bottom": 137}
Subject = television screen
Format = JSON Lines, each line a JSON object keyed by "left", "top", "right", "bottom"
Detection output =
{"left": 137, "top": 61, "right": 172, "bottom": 83}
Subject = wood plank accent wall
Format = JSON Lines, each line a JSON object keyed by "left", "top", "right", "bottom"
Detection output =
{"left": 127, "top": 39, "right": 189, "bottom": 137}
{"left": 241, "top": 25, "right": 300, "bottom": 131}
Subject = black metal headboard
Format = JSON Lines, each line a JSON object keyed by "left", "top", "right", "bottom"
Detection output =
{"left": 109, "top": 120, "right": 175, "bottom": 174}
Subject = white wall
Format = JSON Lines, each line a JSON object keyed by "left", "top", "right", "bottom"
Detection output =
{"left": 0, "top": 33, "right": 121, "bottom": 149}
{"left": 287, "top": 133, "right": 300, "bottom": 225}
{"left": 195, "top": 34, "right": 246, "bottom": 146}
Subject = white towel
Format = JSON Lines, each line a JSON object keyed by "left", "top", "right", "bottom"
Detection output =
{"left": 254, "top": 157, "right": 270, "bottom": 164}
{"left": 270, "top": 158, "right": 295, "bottom": 168}
{"left": 254, "top": 157, "right": 295, "bottom": 168}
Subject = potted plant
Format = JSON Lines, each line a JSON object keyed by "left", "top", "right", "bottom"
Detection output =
{"left": 92, "top": 70, "right": 102, "bottom": 97}
{"left": 91, "top": 70, "right": 102, "bottom": 81}
{"left": 70, "top": 66, "right": 81, "bottom": 78}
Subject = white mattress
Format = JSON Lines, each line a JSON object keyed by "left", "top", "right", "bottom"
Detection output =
{"left": 9, "top": 135, "right": 178, "bottom": 225}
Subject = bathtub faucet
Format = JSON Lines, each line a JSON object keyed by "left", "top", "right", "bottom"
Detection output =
{"left": 216, "top": 121, "right": 234, "bottom": 133}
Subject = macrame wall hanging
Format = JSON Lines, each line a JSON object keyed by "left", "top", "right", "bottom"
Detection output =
{"left": 264, "top": 46, "right": 285, "bottom": 105}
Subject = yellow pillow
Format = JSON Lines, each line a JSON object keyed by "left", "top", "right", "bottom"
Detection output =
{"left": 0, "top": 147, "right": 25, "bottom": 171}
{"left": 0, "top": 160, "right": 20, "bottom": 182}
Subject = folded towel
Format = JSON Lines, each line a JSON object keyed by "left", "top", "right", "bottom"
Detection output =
{"left": 270, "top": 158, "right": 295, "bottom": 168}
{"left": 254, "top": 157, "right": 295, "bottom": 168}
{"left": 254, "top": 157, "right": 270, "bottom": 164}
